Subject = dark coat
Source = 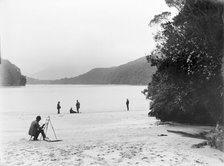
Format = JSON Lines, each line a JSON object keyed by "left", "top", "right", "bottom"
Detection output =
{"left": 126, "top": 100, "right": 129, "bottom": 105}
{"left": 70, "top": 108, "right": 77, "bottom": 113}
{"left": 76, "top": 102, "right": 80, "bottom": 109}
{"left": 57, "top": 103, "right": 61, "bottom": 109}
{"left": 28, "top": 120, "right": 41, "bottom": 136}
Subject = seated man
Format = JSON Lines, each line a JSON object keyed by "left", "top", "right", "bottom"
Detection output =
{"left": 70, "top": 107, "right": 77, "bottom": 114}
{"left": 28, "top": 116, "right": 47, "bottom": 140}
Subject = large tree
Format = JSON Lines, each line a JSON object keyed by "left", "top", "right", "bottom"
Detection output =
{"left": 147, "top": 0, "right": 224, "bottom": 124}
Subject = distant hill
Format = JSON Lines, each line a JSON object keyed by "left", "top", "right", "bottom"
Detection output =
{"left": 0, "top": 59, "right": 26, "bottom": 86}
{"left": 26, "top": 77, "right": 50, "bottom": 84}
{"left": 30, "top": 65, "right": 90, "bottom": 80}
{"left": 49, "top": 57, "right": 156, "bottom": 85}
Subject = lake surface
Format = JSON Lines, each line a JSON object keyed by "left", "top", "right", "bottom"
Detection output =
{"left": 0, "top": 85, "right": 150, "bottom": 116}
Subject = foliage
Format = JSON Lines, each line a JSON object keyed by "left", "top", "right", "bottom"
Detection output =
{"left": 0, "top": 59, "right": 27, "bottom": 86}
{"left": 146, "top": 0, "right": 224, "bottom": 124}
{"left": 165, "top": 0, "right": 185, "bottom": 11}
{"left": 149, "top": 12, "right": 171, "bottom": 27}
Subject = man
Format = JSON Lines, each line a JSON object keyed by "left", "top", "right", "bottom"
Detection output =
{"left": 76, "top": 100, "right": 80, "bottom": 113}
{"left": 28, "top": 116, "right": 47, "bottom": 140}
{"left": 126, "top": 99, "right": 129, "bottom": 111}
{"left": 70, "top": 107, "right": 77, "bottom": 114}
{"left": 57, "top": 101, "right": 61, "bottom": 114}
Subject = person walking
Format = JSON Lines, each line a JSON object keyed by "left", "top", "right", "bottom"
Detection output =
{"left": 126, "top": 99, "right": 129, "bottom": 111}
{"left": 57, "top": 101, "right": 61, "bottom": 114}
{"left": 76, "top": 100, "right": 80, "bottom": 113}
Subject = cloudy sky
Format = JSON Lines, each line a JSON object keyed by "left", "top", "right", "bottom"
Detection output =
{"left": 0, "top": 0, "right": 175, "bottom": 78}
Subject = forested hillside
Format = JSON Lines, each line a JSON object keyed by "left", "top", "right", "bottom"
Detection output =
{"left": 28, "top": 57, "right": 156, "bottom": 85}
{"left": 0, "top": 59, "right": 26, "bottom": 86}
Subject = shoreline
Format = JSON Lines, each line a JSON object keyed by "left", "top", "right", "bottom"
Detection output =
{"left": 0, "top": 111, "right": 223, "bottom": 165}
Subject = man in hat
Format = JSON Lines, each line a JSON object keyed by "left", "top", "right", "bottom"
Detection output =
{"left": 28, "top": 116, "right": 47, "bottom": 140}
{"left": 126, "top": 99, "right": 129, "bottom": 111}
{"left": 76, "top": 100, "right": 80, "bottom": 113}
{"left": 57, "top": 101, "right": 61, "bottom": 114}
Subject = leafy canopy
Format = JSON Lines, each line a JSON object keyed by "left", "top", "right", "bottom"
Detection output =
{"left": 146, "top": 0, "right": 224, "bottom": 124}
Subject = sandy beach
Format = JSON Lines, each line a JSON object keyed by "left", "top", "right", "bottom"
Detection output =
{"left": 0, "top": 111, "right": 223, "bottom": 166}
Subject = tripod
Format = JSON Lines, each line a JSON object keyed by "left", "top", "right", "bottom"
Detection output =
{"left": 44, "top": 116, "right": 57, "bottom": 140}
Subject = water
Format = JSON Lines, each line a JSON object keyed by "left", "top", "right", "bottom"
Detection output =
{"left": 0, "top": 85, "right": 149, "bottom": 116}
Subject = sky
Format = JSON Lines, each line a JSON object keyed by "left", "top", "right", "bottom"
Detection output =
{"left": 0, "top": 0, "right": 175, "bottom": 78}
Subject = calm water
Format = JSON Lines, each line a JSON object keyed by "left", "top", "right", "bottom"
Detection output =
{"left": 0, "top": 85, "right": 149, "bottom": 116}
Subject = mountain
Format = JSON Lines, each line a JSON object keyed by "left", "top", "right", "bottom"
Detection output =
{"left": 30, "top": 65, "right": 90, "bottom": 80}
{"left": 0, "top": 59, "right": 26, "bottom": 86}
{"left": 49, "top": 57, "right": 156, "bottom": 85}
{"left": 26, "top": 77, "right": 50, "bottom": 84}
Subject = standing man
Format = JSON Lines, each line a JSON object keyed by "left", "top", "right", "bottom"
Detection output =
{"left": 126, "top": 99, "right": 129, "bottom": 111}
{"left": 28, "top": 116, "right": 47, "bottom": 140}
{"left": 57, "top": 101, "right": 61, "bottom": 114}
{"left": 76, "top": 100, "right": 80, "bottom": 113}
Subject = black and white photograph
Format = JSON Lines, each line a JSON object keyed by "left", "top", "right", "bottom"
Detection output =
{"left": 0, "top": 0, "right": 224, "bottom": 165}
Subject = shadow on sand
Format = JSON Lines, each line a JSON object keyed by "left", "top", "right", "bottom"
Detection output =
{"left": 167, "top": 130, "right": 208, "bottom": 140}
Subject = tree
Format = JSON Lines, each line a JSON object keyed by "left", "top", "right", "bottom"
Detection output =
{"left": 0, "top": 59, "right": 27, "bottom": 86}
{"left": 146, "top": 0, "right": 224, "bottom": 124}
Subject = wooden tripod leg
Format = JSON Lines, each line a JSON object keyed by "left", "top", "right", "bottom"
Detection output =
{"left": 49, "top": 118, "right": 57, "bottom": 139}
{"left": 45, "top": 117, "right": 50, "bottom": 137}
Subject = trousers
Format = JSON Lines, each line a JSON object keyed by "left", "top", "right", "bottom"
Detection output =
{"left": 34, "top": 129, "right": 46, "bottom": 140}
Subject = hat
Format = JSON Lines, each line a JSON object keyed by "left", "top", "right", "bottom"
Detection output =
{"left": 36, "top": 116, "right": 41, "bottom": 121}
